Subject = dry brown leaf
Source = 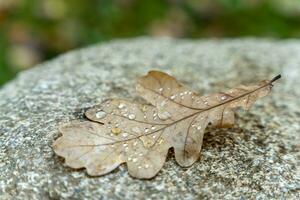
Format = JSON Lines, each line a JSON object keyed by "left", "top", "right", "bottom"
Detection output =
{"left": 53, "top": 71, "right": 280, "bottom": 179}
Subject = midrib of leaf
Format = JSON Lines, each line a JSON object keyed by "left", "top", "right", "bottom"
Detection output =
{"left": 140, "top": 86, "right": 205, "bottom": 110}
{"left": 110, "top": 113, "right": 169, "bottom": 125}
{"left": 70, "top": 79, "right": 277, "bottom": 149}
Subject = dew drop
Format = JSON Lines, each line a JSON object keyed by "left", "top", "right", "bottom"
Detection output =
{"left": 160, "top": 100, "right": 167, "bottom": 107}
{"left": 132, "top": 127, "right": 141, "bottom": 134}
{"left": 221, "top": 95, "right": 227, "bottom": 101}
{"left": 151, "top": 126, "right": 156, "bottom": 130}
{"left": 145, "top": 128, "right": 149, "bottom": 133}
{"left": 128, "top": 157, "right": 132, "bottom": 161}
{"left": 141, "top": 105, "right": 148, "bottom": 112}
{"left": 152, "top": 135, "right": 156, "bottom": 139}
{"left": 158, "top": 111, "right": 171, "bottom": 120}
{"left": 170, "top": 95, "right": 176, "bottom": 100}
{"left": 111, "top": 127, "right": 121, "bottom": 135}
{"left": 139, "top": 153, "right": 143, "bottom": 157}
{"left": 123, "top": 143, "right": 128, "bottom": 147}
{"left": 145, "top": 164, "right": 149, "bottom": 169}
{"left": 158, "top": 139, "right": 164, "bottom": 144}
{"left": 118, "top": 103, "right": 126, "bottom": 109}
{"left": 133, "top": 141, "right": 138, "bottom": 146}
{"left": 158, "top": 88, "right": 163, "bottom": 93}
{"left": 197, "top": 126, "right": 202, "bottom": 130}
{"left": 96, "top": 111, "right": 106, "bottom": 119}
{"left": 122, "top": 133, "right": 128, "bottom": 137}
{"left": 144, "top": 141, "right": 153, "bottom": 148}
{"left": 128, "top": 114, "right": 136, "bottom": 120}
{"left": 132, "top": 158, "right": 138, "bottom": 163}
{"left": 138, "top": 166, "right": 142, "bottom": 169}
{"left": 204, "top": 101, "right": 208, "bottom": 105}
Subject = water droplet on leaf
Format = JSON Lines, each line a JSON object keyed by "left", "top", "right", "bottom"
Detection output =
{"left": 141, "top": 105, "right": 148, "bottom": 112}
{"left": 160, "top": 100, "right": 167, "bottom": 107}
{"left": 111, "top": 127, "right": 121, "bottom": 135}
{"left": 221, "top": 95, "right": 227, "bottom": 101}
{"left": 158, "top": 111, "right": 171, "bottom": 120}
{"left": 118, "top": 103, "right": 126, "bottom": 109}
{"left": 132, "top": 127, "right": 141, "bottom": 134}
{"left": 96, "top": 111, "right": 106, "bottom": 119}
{"left": 128, "top": 114, "right": 136, "bottom": 120}
{"left": 158, "top": 139, "right": 164, "bottom": 144}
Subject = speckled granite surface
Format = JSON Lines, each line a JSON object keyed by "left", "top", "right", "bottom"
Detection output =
{"left": 0, "top": 38, "right": 299, "bottom": 199}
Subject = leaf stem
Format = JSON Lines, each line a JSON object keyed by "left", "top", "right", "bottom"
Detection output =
{"left": 270, "top": 74, "right": 281, "bottom": 83}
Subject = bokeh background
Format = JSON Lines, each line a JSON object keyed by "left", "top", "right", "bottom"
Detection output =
{"left": 1, "top": 0, "right": 300, "bottom": 86}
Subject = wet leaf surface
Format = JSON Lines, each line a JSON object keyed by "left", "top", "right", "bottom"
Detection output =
{"left": 53, "top": 71, "right": 280, "bottom": 179}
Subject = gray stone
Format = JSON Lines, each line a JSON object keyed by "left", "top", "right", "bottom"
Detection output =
{"left": 0, "top": 38, "right": 299, "bottom": 200}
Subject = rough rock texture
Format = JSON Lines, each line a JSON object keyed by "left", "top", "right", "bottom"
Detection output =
{"left": 0, "top": 38, "right": 299, "bottom": 200}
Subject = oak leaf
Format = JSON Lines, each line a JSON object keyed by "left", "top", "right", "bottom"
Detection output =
{"left": 53, "top": 71, "right": 280, "bottom": 179}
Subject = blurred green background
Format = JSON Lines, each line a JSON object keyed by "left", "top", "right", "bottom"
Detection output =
{"left": 1, "top": 0, "right": 300, "bottom": 86}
